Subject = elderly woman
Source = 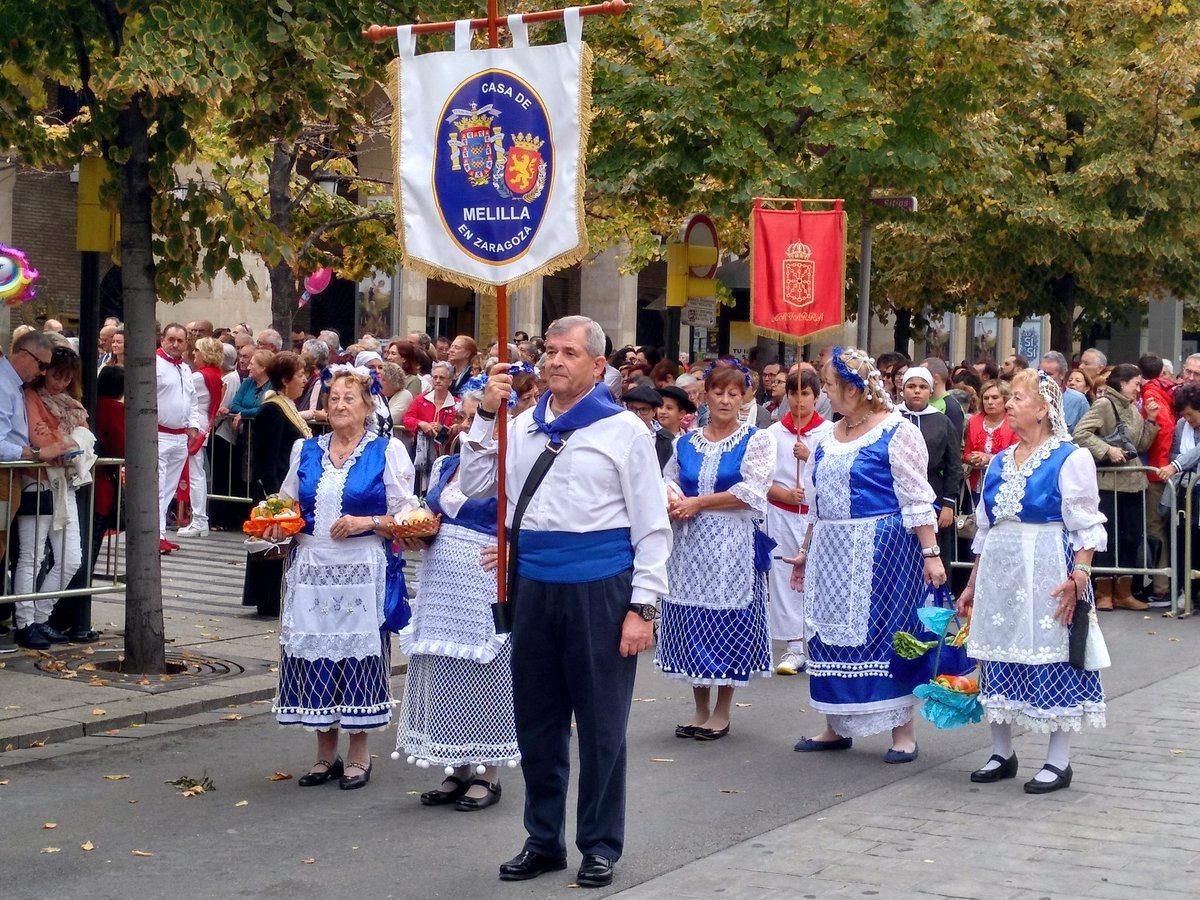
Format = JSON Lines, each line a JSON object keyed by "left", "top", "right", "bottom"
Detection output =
{"left": 395, "top": 391, "right": 518, "bottom": 810}
{"left": 1073, "top": 364, "right": 1159, "bottom": 611}
{"left": 963, "top": 381, "right": 1017, "bottom": 497}
{"left": 241, "top": 352, "right": 311, "bottom": 617}
{"left": 268, "top": 369, "right": 417, "bottom": 790}
{"left": 447, "top": 334, "right": 478, "bottom": 397}
{"left": 404, "top": 360, "right": 460, "bottom": 492}
{"left": 656, "top": 364, "right": 776, "bottom": 740}
{"left": 230, "top": 348, "right": 274, "bottom": 429}
{"left": 957, "top": 370, "right": 1108, "bottom": 793}
{"left": 789, "top": 347, "right": 945, "bottom": 762}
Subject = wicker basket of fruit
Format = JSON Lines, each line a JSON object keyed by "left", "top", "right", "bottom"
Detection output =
{"left": 242, "top": 496, "right": 305, "bottom": 539}
{"left": 390, "top": 506, "right": 441, "bottom": 540}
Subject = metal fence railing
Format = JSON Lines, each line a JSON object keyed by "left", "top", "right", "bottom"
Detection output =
{"left": 0, "top": 458, "right": 125, "bottom": 609}
{"left": 1176, "top": 476, "right": 1197, "bottom": 619}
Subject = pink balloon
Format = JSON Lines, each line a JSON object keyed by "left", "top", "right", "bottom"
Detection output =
{"left": 304, "top": 268, "right": 332, "bottom": 295}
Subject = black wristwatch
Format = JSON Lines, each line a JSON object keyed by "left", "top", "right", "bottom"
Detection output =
{"left": 629, "top": 603, "right": 660, "bottom": 622}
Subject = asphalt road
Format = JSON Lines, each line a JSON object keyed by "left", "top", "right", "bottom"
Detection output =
{"left": 1, "top": 610, "right": 1195, "bottom": 900}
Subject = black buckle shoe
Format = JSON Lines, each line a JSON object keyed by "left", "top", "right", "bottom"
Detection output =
{"left": 66, "top": 627, "right": 100, "bottom": 644}
{"left": 297, "top": 757, "right": 343, "bottom": 787}
{"left": 576, "top": 854, "right": 615, "bottom": 888}
{"left": 454, "top": 778, "right": 501, "bottom": 811}
{"left": 420, "top": 775, "right": 469, "bottom": 806}
{"left": 498, "top": 849, "right": 568, "bottom": 882}
{"left": 14, "top": 626, "right": 51, "bottom": 650}
{"left": 338, "top": 760, "right": 372, "bottom": 790}
{"left": 970, "top": 753, "right": 1019, "bottom": 783}
{"left": 39, "top": 624, "right": 70, "bottom": 644}
{"left": 1024, "top": 763, "right": 1072, "bottom": 794}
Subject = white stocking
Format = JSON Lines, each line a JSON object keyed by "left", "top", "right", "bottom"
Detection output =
{"left": 979, "top": 723, "right": 1013, "bottom": 772}
{"left": 1035, "top": 730, "right": 1071, "bottom": 782}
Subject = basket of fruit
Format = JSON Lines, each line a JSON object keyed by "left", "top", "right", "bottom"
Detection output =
{"left": 242, "top": 496, "right": 305, "bottom": 540}
{"left": 390, "top": 506, "right": 441, "bottom": 541}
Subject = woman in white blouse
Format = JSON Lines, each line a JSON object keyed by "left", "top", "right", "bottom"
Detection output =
{"left": 957, "top": 369, "right": 1108, "bottom": 794}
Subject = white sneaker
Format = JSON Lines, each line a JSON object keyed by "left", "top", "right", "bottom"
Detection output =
{"left": 776, "top": 650, "right": 806, "bottom": 676}
{"left": 176, "top": 524, "right": 210, "bottom": 537}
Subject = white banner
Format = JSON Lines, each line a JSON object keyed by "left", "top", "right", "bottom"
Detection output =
{"left": 390, "top": 11, "right": 592, "bottom": 294}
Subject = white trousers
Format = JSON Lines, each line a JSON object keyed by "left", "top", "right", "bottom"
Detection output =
{"left": 158, "top": 432, "right": 188, "bottom": 537}
{"left": 13, "top": 490, "right": 82, "bottom": 629}
{"left": 766, "top": 504, "right": 809, "bottom": 642}
{"left": 187, "top": 449, "right": 208, "bottom": 529}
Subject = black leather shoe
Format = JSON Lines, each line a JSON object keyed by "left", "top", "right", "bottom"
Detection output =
{"left": 498, "top": 850, "right": 568, "bottom": 882}
{"left": 970, "top": 753, "right": 1018, "bottom": 783}
{"left": 1024, "top": 763, "right": 1072, "bottom": 794}
{"left": 38, "top": 624, "right": 70, "bottom": 644}
{"left": 14, "top": 626, "right": 51, "bottom": 650}
{"left": 576, "top": 854, "right": 615, "bottom": 888}
{"left": 298, "top": 757, "right": 343, "bottom": 787}
{"left": 454, "top": 779, "right": 501, "bottom": 811}
{"left": 66, "top": 627, "right": 100, "bottom": 644}
{"left": 675, "top": 724, "right": 700, "bottom": 738}
{"left": 339, "top": 760, "right": 372, "bottom": 790}
{"left": 694, "top": 724, "right": 730, "bottom": 741}
{"left": 420, "top": 775, "right": 469, "bottom": 806}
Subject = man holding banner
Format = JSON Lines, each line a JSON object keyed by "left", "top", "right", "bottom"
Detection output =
{"left": 460, "top": 316, "right": 671, "bottom": 887}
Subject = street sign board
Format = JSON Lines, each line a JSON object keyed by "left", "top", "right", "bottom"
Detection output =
{"left": 684, "top": 296, "right": 716, "bottom": 328}
{"left": 869, "top": 195, "right": 919, "bottom": 212}
{"left": 682, "top": 214, "right": 719, "bottom": 278}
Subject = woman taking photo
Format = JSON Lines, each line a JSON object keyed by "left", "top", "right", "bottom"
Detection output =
{"left": 957, "top": 370, "right": 1108, "bottom": 793}
{"left": 656, "top": 363, "right": 775, "bottom": 740}
{"left": 789, "top": 347, "right": 944, "bottom": 763}
{"left": 241, "top": 352, "right": 310, "bottom": 617}
{"left": 396, "top": 391, "right": 518, "bottom": 810}
{"left": 963, "top": 381, "right": 1017, "bottom": 497}
{"left": 404, "top": 361, "right": 460, "bottom": 493}
{"left": 1073, "top": 364, "right": 1158, "bottom": 610}
{"left": 268, "top": 368, "right": 417, "bottom": 790}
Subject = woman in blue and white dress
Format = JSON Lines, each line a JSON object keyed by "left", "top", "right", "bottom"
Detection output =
{"left": 269, "top": 369, "right": 417, "bottom": 791}
{"left": 791, "top": 348, "right": 946, "bottom": 763}
{"left": 657, "top": 364, "right": 776, "bottom": 741}
{"left": 957, "top": 368, "right": 1108, "bottom": 794}
{"left": 396, "top": 397, "right": 519, "bottom": 812}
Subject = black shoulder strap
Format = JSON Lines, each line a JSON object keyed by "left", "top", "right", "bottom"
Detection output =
{"left": 507, "top": 430, "right": 574, "bottom": 597}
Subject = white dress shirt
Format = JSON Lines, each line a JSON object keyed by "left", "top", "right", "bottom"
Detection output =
{"left": 460, "top": 400, "right": 673, "bottom": 606}
{"left": 0, "top": 356, "right": 29, "bottom": 462}
{"left": 156, "top": 354, "right": 202, "bottom": 431}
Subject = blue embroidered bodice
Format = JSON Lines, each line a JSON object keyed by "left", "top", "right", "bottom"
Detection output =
{"left": 676, "top": 428, "right": 754, "bottom": 498}
{"left": 812, "top": 425, "right": 904, "bottom": 519}
{"left": 982, "top": 439, "right": 1076, "bottom": 526}
{"left": 427, "top": 455, "right": 498, "bottom": 536}
{"left": 297, "top": 435, "right": 389, "bottom": 536}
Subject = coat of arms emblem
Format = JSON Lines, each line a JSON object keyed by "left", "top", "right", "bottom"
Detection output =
{"left": 446, "top": 103, "right": 504, "bottom": 187}
{"left": 782, "top": 240, "right": 815, "bottom": 308}
{"left": 494, "top": 133, "right": 547, "bottom": 203}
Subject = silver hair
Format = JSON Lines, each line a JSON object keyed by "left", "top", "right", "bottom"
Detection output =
{"left": 1188, "top": 353, "right": 1200, "bottom": 367}
{"left": 431, "top": 360, "right": 453, "bottom": 377}
{"left": 1162, "top": 358, "right": 1175, "bottom": 376}
{"left": 221, "top": 342, "right": 238, "bottom": 372}
{"left": 464, "top": 388, "right": 486, "bottom": 403}
{"left": 545, "top": 315, "right": 606, "bottom": 358}
{"left": 358, "top": 335, "right": 381, "bottom": 353}
{"left": 1081, "top": 347, "right": 1107, "bottom": 367}
{"left": 302, "top": 338, "right": 329, "bottom": 366}
{"left": 318, "top": 329, "right": 341, "bottom": 351}
{"left": 257, "top": 328, "right": 283, "bottom": 350}
{"left": 1040, "top": 350, "right": 1069, "bottom": 377}
{"left": 381, "top": 361, "right": 405, "bottom": 389}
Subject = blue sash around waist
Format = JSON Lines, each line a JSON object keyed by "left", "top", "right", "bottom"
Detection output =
{"left": 514, "top": 527, "right": 634, "bottom": 584}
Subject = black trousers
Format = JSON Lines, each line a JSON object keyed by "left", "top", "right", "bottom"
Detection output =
{"left": 1097, "top": 490, "right": 1146, "bottom": 590}
{"left": 510, "top": 569, "right": 637, "bottom": 862}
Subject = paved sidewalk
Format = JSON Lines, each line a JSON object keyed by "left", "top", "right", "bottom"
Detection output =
{"left": 0, "top": 532, "right": 413, "bottom": 753}
{"left": 619, "top": 664, "right": 1200, "bottom": 899}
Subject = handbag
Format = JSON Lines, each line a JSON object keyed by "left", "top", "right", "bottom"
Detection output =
{"left": 381, "top": 547, "right": 411, "bottom": 633}
{"left": 753, "top": 525, "right": 777, "bottom": 574}
{"left": 1099, "top": 399, "right": 1139, "bottom": 464}
{"left": 955, "top": 512, "right": 977, "bottom": 541}
{"left": 1068, "top": 579, "right": 1111, "bottom": 670}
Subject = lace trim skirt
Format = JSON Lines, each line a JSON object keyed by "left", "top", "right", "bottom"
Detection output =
{"left": 980, "top": 660, "right": 1106, "bottom": 733}
{"left": 396, "top": 641, "right": 520, "bottom": 766}
{"left": 274, "top": 629, "right": 393, "bottom": 732}
{"left": 655, "top": 574, "right": 771, "bottom": 687}
{"left": 806, "top": 512, "right": 928, "bottom": 733}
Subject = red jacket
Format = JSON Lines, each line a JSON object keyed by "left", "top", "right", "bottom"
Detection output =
{"left": 401, "top": 391, "right": 458, "bottom": 435}
{"left": 95, "top": 396, "right": 126, "bottom": 517}
{"left": 962, "top": 413, "right": 1018, "bottom": 493}
{"left": 1142, "top": 376, "right": 1176, "bottom": 479}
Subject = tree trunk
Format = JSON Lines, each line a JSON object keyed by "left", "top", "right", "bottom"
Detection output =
{"left": 1048, "top": 273, "right": 1077, "bottom": 357}
{"left": 118, "top": 96, "right": 166, "bottom": 674}
{"left": 268, "top": 142, "right": 296, "bottom": 334}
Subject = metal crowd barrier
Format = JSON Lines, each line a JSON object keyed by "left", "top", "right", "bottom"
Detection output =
{"left": 0, "top": 457, "right": 125, "bottom": 608}
{"left": 1177, "top": 476, "right": 1197, "bottom": 618}
{"left": 946, "top": 463, "right": 1181, "bottom": 616}
{"left": 205, "top": 416, "right": 330, "bottom": 505}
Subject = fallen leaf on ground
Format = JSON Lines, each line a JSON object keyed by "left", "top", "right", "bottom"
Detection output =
{"left": 91, "top": 708, "right": 107, "bottom": 716}
{"left": 131, "top": 850, "right": 154, "bottom": 857}
{"left": 923, "top": 858, "right": 935, "bottom": 863}
{"left": 735, "top": 702, "right": 753, "bottom": 708}
{"left": 29, "top": 740, "right": 45, "bottom": 748}
{"left": 88, "top": 678, "right": 110, "bottom": 687}
{"left": 5, "top": 743, "right": 15, "bottom": 752}
{"left": 632, "top": 698, "right": 656, "bottom": 702}
{"left": 58, "top": 670, "right": 78, "bottom": 680}
{"left": 650, "top": 758, "right": 674, "bottom": 763}
{"left": 103, "top": 730, "right": 120, "bottom": 736}
{"left": 42, "top": 823, "right": 57, "bottom": 829}
{"left": 103, "top": 774, "right": 129, "bottom": 781}
{"left": 166, "top": 775, "right": 215, "bottom": 796}
{"left": 81, "top": 646, "right": 94, "bottom": 655}
{"left": 1169, "top": 637, "right": 1181, "bottom": 643}
{"left": 159, "top": 674, "right": 171, "bottom": 682}
{"left": 235, "top": 800, "right": 248, "bottom": 807}
{"left": 80, "top": 840, "right": 95, "bottom": 851}
{"left": 220, "top": 714, "right": 243, "bottom": 721}
{"left": 719, "top": 789, "right": 740, "bottom": 794}
{"left": 834, "top": 792, "right": 845, "bottom": 798}
{"left": 1147, "top": 631, "right": 1158, "bottom": 635}
{"left": 301, "top": 858, "right": 315, "bottom": 865}
{"left": 40, "top": 847, "right": 60, "bottom": 854}
{"left": 0, "top": 779, "right": 9, "bottom": 786}
{"left": 268, "top": 772, "right": 293, "bottom": 782}
{"left": 3, "top": 705, "right": 20, "bottom": 710}
{"left": 136, "top": 677, "right": 151, "bottom": 686}
{"left": 127, "top": 800, "right": 138, "bottom": 805}
{"left": 1170, "top": 749, "right": 1185, "bottom": 756}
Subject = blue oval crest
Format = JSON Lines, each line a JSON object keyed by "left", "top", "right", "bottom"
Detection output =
{"left": 434, "top": 69, "right": 553, "bottom": 266}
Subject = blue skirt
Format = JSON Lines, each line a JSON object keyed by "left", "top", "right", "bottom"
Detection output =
{"left": 656, "top": 578, "right": 771, "bottom": 687}
{"left": 980, "top": 660, "right": 1105, "bottom": 733}
{"left": 274, "top": 629, "right": 393, "bottom": 732}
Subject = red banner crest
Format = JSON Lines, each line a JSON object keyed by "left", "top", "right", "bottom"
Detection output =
{"left": 750, "top": 199, "right": 847, "bottom": 343}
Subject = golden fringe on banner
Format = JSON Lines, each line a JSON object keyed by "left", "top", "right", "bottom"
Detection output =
{"left": 748, "top": 201, "right": 848, "bottom": 347}
{"left": 387, "top": 45, "right": 594, "bottom": 297}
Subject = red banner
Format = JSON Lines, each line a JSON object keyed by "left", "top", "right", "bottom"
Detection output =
{"left": 750, "top": 199, "right": 847, "bottom": 344}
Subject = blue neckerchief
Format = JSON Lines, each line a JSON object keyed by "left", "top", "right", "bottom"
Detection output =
{"left": 529, "top": 383, "right": 623, "bottom": 447}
